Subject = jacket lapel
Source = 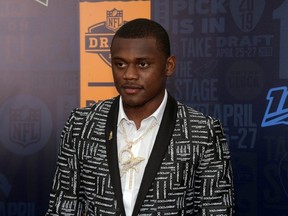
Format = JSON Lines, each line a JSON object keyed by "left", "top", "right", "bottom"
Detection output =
{"left": 132, "top": 94, "right": 178, "bottom": 216}
{"left": 106, "top": 96, "right": 126, "bottom": 215}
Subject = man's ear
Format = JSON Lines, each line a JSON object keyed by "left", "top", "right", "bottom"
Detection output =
{"left": 165, "top": 55, "right": 176, "bottom": 77}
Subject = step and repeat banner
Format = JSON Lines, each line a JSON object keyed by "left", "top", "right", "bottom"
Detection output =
{"left": 152, "top": 1, "right": 288, "bottom": 216}
{"left": 0, "top": 0, "right": 287, "bottom": 215}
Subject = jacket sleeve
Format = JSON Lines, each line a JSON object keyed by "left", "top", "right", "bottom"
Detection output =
{"left": 193, "top": 117, "right": 235, "bottom": 215}
{"left": 46, "top": 109, "right": 84, "bottom": 216}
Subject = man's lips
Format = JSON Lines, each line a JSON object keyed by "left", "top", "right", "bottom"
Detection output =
{"left": 121, "top": 84, "right": 143, "bottom": 94}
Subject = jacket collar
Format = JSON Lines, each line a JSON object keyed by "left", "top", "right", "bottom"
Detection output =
{"left": 106, "top": 96, "right": 125, "bottom": 214}
{"left": 132, "top": 94, "right": 177, "bottom": 215}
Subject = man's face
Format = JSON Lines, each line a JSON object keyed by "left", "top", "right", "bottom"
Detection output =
{"left": 111, "top": 37, "right": 174, "bottom": 109}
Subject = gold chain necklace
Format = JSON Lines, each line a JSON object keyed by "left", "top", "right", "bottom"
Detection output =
{"left": 119, "top": 120, "right": 157, "bottom": 189}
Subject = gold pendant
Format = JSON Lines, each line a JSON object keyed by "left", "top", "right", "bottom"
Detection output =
{"left": 119, "top": 148, "right": 145, "bottom": 177}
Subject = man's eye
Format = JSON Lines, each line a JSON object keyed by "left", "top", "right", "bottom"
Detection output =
{"left": 117, "top": 62, "right": 126, "bottom": 68}
{"left": 139, "top": 62, "right": 149, "bottom": 68}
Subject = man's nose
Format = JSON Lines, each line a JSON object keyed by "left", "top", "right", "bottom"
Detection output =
{"left": 123, "top": 64, "right": 138, "bottom": 79}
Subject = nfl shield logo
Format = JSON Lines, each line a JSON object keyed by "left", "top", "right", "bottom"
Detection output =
{"left": 106, "top": 8, "right": 124, "bottom": 32}
{"left": 9, "top": 106, "right": 41, "bottom": 147}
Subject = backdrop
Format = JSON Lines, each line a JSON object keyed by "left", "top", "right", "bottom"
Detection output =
{"left": 0, "top": 0, "right": 287, "bottom": 215}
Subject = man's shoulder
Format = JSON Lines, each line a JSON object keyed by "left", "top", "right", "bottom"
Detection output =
{"left": 71, "top": 97, "right": 117, "bottom": 120}
{"left": 176, "top": 101, "right": 207, "bottom": 119}
{"left": 175, "top": 101, "right": 222, "bottom": 128}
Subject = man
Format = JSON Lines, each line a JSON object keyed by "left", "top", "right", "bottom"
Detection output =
{"left": 46, "top": 18, "right": 234, "bottom": 215}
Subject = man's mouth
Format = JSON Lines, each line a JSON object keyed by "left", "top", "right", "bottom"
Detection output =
{"left": 122, "top": 85, "right": 142, "bottom": 94}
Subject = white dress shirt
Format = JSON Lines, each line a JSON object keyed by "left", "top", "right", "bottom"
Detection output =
{"left": 117, "top": 91, "right": 168, "bottom": 216}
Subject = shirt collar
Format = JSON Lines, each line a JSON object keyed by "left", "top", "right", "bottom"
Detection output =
{"left": 117, "top": 90, "right": 168, "bottom": 126}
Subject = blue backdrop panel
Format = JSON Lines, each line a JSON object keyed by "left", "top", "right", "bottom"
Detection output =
{"left": 0, "top": 0, "right": 79, "bottom": 215}
{"left": 152, "top": 0, "right": 288, "bottom": 215}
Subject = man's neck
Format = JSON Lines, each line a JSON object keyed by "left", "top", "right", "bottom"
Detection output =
{"left": 121, "top": 91, "right": 167, "bottom": 129}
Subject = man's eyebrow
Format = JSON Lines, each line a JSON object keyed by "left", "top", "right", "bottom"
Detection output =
{"left": 111, "top": 56, "right": 152, "bottom": 61}
{"left": 136, "top": 57, "right": 149, "bottom": 61}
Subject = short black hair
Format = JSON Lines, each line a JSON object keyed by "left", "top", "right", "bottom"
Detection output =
{"left": 111, "top": 18, "right": 171, "bottom": 58}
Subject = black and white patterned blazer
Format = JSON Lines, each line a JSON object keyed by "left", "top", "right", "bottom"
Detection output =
{"left": 46, "top": 94, "right": 234, "bottom": 216}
